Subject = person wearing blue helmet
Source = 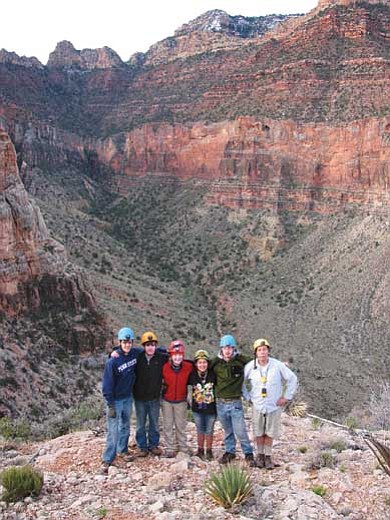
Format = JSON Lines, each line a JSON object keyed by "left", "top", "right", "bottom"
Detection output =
{"left": 210, "top": 334, "right": 255, "bottom": 466}
{"left": 101, "top": 327, "right": 139, "bottom": 474}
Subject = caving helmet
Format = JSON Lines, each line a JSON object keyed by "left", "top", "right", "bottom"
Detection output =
{"left": 219, "top": 334, "right": 237, "bottom": 348}
{"left": 141, "top": 331, "right": 158, "bottom": 345}
{"left": 194, "top": 349, "right": 210, "bottom": 361}
{"left": 118, "top": 327, "right": 135, "bottom": 341}
{"left": 169, "top": 339, "right": 185, "bottom": 356}
{"left": 252, "top": 338, "right": 270, "bottom": 352}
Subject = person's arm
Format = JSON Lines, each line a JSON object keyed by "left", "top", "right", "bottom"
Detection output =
{"left": 276, "top": 362, "right": 298, "bottom": 406}
{"left": 102, "top": 361, "right": 117, "bottom": 417}
{"left": 242, "top": 363, "right": 252, "bottom": 401}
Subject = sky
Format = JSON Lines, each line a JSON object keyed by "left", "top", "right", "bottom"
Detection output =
{"left": 3, "top": 1, "right": 318, "bottom": 64}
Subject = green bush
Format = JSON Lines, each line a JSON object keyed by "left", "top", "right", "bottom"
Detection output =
{"left": 0, "top": 417, "right": 31, "bottom": 441}
{"left": 0, "top": 465, "right": 43, "bottom": 503}
{"left": 311, "top": 484, "right": 327, "bottom": 497}
{"left": 205, "top": 463, "right": 252, "bottom": 509}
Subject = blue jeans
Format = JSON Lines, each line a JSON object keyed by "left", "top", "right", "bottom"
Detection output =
{"left": 216, "top": 399, "right": 253, "bottom": 456}
{"left": 193, "top": 412, "right": 216, "bottom": 435}
{"left": 134, "top": 398, "right": 160, "bottom": 450}
{"left": 102, "top": 396, "right": 133, "bottom": 463}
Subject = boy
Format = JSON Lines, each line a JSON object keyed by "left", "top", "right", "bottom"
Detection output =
{"left": 101, "top": 327, "right": 138, "bottom": 473}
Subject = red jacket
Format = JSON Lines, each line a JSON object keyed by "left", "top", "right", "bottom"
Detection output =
{"left": 162, "top": 360, "right": 193, "bottom": 402}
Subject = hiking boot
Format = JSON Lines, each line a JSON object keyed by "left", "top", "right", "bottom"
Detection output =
{"left": 195, "top": 448, "right": 205, "bottom": 459}
{"left": 245, "top": 453, "right": 256, "bottom": 467}
{"left": 117, "top": 453, "right": 135, "bottom": 463}
{"left": 205, "top": 449, "right": 214, "bottom": 461}
{"left": 256, "top": 453, "right": 265, "bottom": 468}
{"left": 163, "top": 450, "right": 177, "bottom": 458}
{"left": 138, "top": 449, "right": 149, "bottom": 458}
{"left": 219, "top": 452, "right": 236, "bottom": 464}
{"left": 99, "top": 462, "right": 110, "bottom": 475}
{"left": 149, "top": 446, "right": 162, "bottom": 456}
{"left": 265, "top": 455, "right": 274, "bottom": 470}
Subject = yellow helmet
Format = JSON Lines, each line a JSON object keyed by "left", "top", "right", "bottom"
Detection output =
{"left": 253, "top": 338, "right": 270, "bottom": 352}
{"left": 194, "top": 349, "right": 210, "bottom": 361}
{"left": 141, "top": 331, "right": 158, "bottom": 345}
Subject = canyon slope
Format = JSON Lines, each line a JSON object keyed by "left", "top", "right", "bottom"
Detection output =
{"left": 0, "top": 128, "right": 107, "bottom": 418}
{"left": 0, "top": 0, "right": 389, "bottom": 419}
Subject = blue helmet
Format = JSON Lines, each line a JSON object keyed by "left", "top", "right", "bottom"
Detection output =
{"left": 219, "top": 334, "right": 237, "bottom": 348}
{"left": 118, "top": 327, "right": 134, "bottom": 341}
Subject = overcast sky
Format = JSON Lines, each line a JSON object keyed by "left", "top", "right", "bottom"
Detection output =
{"left": 3, "top": 0, "right": 318, "bottom": 64}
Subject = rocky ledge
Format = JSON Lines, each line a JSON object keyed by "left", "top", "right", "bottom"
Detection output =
{"left": 0, "top": 415, "right": 388, "bottom": 519}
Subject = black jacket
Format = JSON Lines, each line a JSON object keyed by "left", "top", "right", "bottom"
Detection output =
{"left": 133, "top": 351, "right": 168, "bottom": 401}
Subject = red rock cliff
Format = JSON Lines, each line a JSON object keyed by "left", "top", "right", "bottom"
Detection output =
{"left": 93, "top": 116, "right": 390, "bottom": 212}
{"left": 0, "top": 128, "right": 105, "bottom": 351}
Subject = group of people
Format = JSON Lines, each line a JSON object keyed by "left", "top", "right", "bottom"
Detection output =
{"left": 101, "top": 328, "right": 298, "bottom": 474}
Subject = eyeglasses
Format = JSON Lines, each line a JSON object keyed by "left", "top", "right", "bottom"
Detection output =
{"left": 121, "top": 340, "right": 132, "bottom": 344}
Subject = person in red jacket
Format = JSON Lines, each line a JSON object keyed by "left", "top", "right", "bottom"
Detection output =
{"left": 161, "top": 340, "right": 193, "bottom": 457}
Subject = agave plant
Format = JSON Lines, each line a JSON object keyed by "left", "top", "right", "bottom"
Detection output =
{"left": 364, "top": 435, "right": 390, "bottom": 478}
{"left": 205, "top": 463, "right": 252, "bottom": 509}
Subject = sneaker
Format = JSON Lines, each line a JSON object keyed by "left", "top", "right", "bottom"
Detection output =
{"left": 245, "top": 453, "right": 256, "bottom": 467}
{"left": 265, "top": 455, "right": 274, "bottom": 470}
{"left": 149, "top": 446, "right": 163, "bottom": 456}
{"left": 138, "top": 449, "right": 149, "bottom": 458}
{"left": 99, "top": 462, "right": 110, "bottom": 475}
{"left": 256, "top": 453, "right": 265, "bottom": 468}
{"left": 205, "top": 449, "right": 214, "bottom": 461}
{"left": 219, "top": 452, "right": 236, "bottom": 464}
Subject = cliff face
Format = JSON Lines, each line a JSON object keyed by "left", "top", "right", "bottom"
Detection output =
{"left": 93, "top": 117, "right": 390, "bottom": 212}
{"left": 0, "top": 128, "right": 104, "bottom": 346}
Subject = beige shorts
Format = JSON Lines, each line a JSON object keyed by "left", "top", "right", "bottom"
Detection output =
{"left": 252, "top": 407, "right": 283, "bottom": 438}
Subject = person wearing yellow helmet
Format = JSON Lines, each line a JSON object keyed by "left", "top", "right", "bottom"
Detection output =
{"left": 133, "top": 331, "right": 168, "bottom": 457}
{"left": 243, "top": 338, "right": 298, "bottom": 469}
{"left": 189, "top": 349, "right": 217, "bottom": 460}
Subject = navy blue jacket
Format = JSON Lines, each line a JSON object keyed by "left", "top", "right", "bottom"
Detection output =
{"left": 102, "top": 347, "right": 142, "bottom": 405}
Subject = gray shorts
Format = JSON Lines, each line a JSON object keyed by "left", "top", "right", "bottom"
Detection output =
{"left": 252, "top": 408, "right": 283, "bottom": 438}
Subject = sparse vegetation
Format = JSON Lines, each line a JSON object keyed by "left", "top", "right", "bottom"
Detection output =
{"left": 0, "top": 465, "right": 43, "bottom": 503}
{"left": 311, "top": 484, "right": 327, "bottom": 497}
{"left": 0, "top": 417, "right": 31, "bottom": 441}
{"left": 205, "top": 463, "right": 252, "bottom": 509}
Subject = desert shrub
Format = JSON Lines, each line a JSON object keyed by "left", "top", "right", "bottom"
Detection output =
{"left": 311, "top": 484, "right": 327, "bottom": 497}
{"left": 0, "top": 465, "right": 43, "bottom": 503}
{"left": 369, "top": 381, "right": 390, "bottom": 430}
{"left": 205, "top": 463, "right": 252, "bottom": 509}
{"left": 329, "top": 438, "right": 347, "bottom": 453}
{"left": 0, "top": 417, "right": 31, "bottom": 441}
{"left": 344, "top": 416, "right": 359, "bottom": 429}
{"left": 309, "top": 450, "right": 336, "bottom": 470}
{"left": 311, "top": 417, "right": 322, "bottom": 430}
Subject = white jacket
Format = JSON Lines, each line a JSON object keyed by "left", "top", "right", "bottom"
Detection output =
{"left": 243, "top": 357, "right": 298, "bottom": 413}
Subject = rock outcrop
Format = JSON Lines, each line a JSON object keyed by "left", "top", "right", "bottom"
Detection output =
{"left": 0, "top": 128, "right": 91, "bottom": 318}
{"left": 0, "top": 49, "right": 43, "bottom": 69}
{"left": 47, "top": 40, "right": 124, "bottom": 69}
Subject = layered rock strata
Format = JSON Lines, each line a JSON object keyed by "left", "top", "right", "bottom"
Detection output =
{"left": 93, "top": 117, "right": 390, "bottom": 213}
{"left": 0, "top": 128, "right": 104, "bottom": 349}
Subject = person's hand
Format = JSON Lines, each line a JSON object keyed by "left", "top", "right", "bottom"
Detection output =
{"left": 276, "top": 397, "right": 288, "bottom": 407}
{"left": 111, "top": 350, "right": 120, "bottom": 358}
{"left": 108, "top": 405, "right": 116, "bottom": 418}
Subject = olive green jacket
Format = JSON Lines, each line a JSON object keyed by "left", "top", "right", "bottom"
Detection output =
{"left": 210, "top": 354, "right": 252, "bottom": 399}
